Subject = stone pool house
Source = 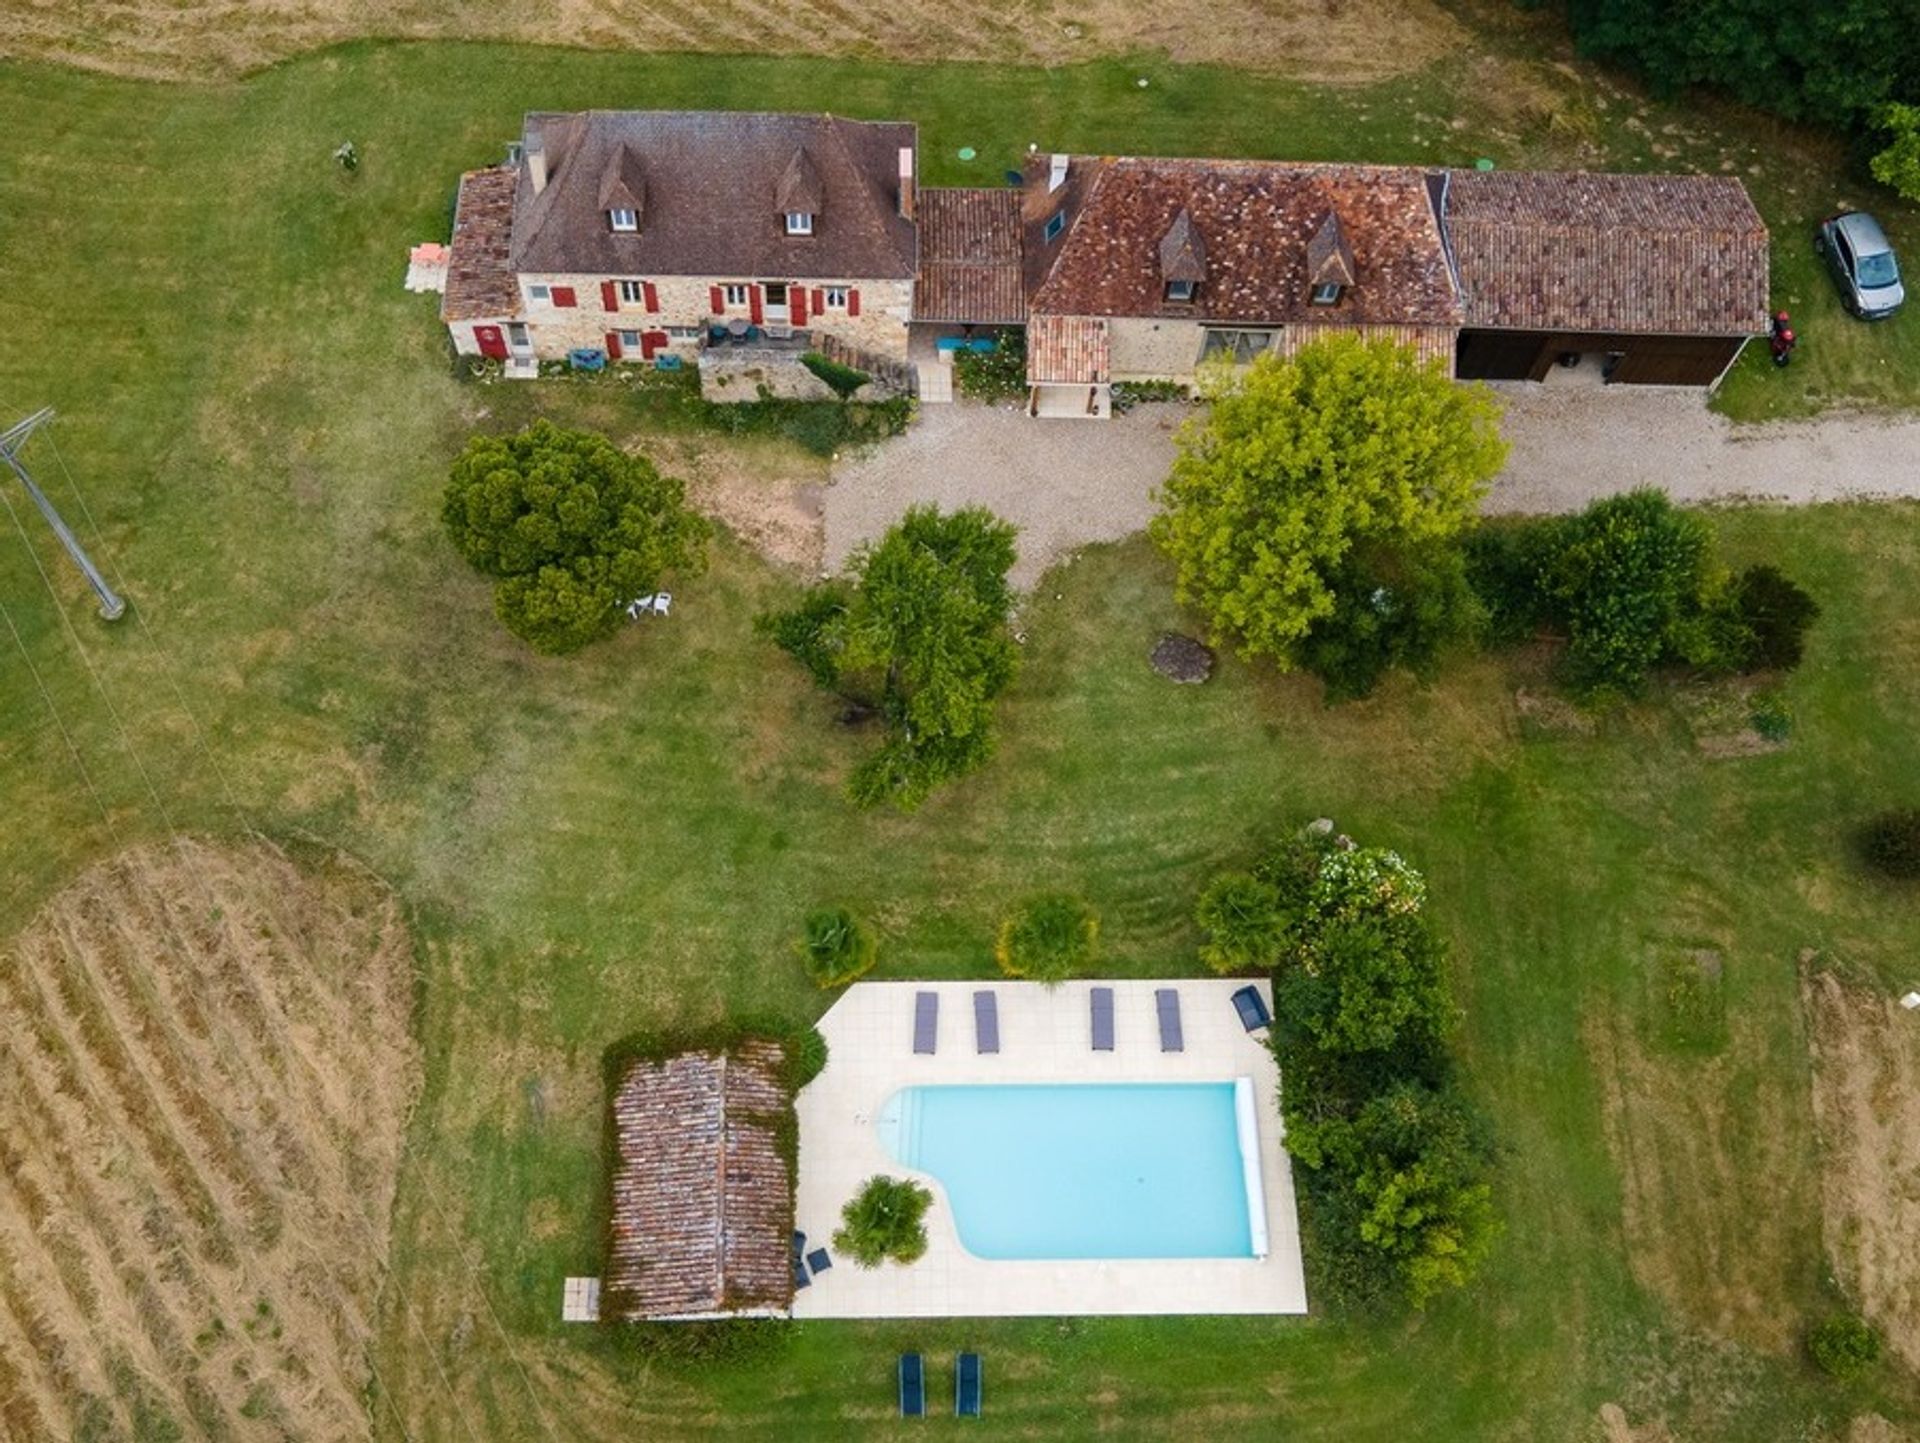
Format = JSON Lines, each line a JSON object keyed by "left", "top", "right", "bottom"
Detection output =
{"left": 441, "top": 109, "right": 1771, "bottom": 417}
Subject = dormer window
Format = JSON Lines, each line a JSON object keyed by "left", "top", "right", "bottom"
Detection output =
{"left": 1311, "top": 281, "right": 1343, "bottom": 305}
{"left": 1158, "top": 209, "right": 1206, "bottom": 305}
{"left": 609, "top": 208, "right": 638, "bottom": 232}
{"left": 785, "top": 211, "right": 814, "bottom": 236}
{"left": 1166, "top": 279, "right": 1196, "bottom": 302}
{"left": 1305, "top": 209, "right": 1356, "bottom": 309}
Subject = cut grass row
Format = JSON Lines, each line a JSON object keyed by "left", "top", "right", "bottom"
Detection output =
{"left": 0, "top": 39, "right": 1917, "bottom": 1440}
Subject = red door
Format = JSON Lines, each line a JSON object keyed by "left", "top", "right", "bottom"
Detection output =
{"left": 474, "top": 325, "right": 508, "bottom": 359}
{"left": 640, "top": 330, "right": 669, "bottom": 360}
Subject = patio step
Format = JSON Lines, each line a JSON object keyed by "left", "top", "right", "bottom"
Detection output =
{"left": 916, "top": 361, "right": 953, "bottom": 404}
{"left": 504, "top": 356, "right": 539, "bottom": 381}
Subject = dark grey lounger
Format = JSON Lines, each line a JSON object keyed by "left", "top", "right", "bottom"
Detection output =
{"left": 1231, "top": 984, "right": 1272, "bottom": 1032}
{"left": 956, "top": 1351, "right": 982, "bottom": 1417}
{"left": 792, "top": 1230, "right": 810, "bottom": 1289}
{"left": 1090, "top": 986, "right": 1114, "bottom": 1051}
{"left": 1156, "top": 988, "right": 1184, "bottom": 1052}
{"left": 973, "top": 990, "right": 1000, "bottom": 1054}
{"left": 899, "top": 1352, "right": 925, "bottom": 1417}
{"left": 913, "top": 991, "right": 938, "bottom": 1055}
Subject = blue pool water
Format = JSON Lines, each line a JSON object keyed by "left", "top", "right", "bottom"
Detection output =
{"left": 876, "top": 1082, "right": 1255, "bottom": 1260}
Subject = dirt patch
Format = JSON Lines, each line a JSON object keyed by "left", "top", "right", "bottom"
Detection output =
{"left": 1844, "top": 1416, "right": 1917, "bottom": 1443}
{"left": 1598, "top": 1402, "right": 1675, "bottom": 1443}
{"left": 1586, "top": 971, "right": 1814, "bottom": 1353}
{"left": 1, "top": 0, "right": 1464, "bottom": 83}
{"left": 0, "top": 837, "right": 420, "bottom": 1442}
{"left": 1514, "top": 686, "right": 1596, "bottom": 737}
{"left": 1800, "top": 966, "right": 1920, "bottom": 1371}
{"left": 653, "top": 437, "right": 827, "bottom": 575}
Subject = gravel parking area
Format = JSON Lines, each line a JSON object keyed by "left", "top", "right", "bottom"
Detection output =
{"left": 823, "top": 387, "right": 1920, "bottom": 592}
{"left": 824, "top": 402, "right": 1184, "bottom": 589}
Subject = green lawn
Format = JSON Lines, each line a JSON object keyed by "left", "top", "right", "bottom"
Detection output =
{"left": 3, "top": 40, "right": 1920, "bottom": 1442}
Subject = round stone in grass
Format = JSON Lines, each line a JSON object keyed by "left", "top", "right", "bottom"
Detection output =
{"left": 1150, "top": 632, "right": 1214, "bottom": 684}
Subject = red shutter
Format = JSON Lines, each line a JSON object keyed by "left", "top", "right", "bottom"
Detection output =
{"left": 643, "top": 281, "right": 659, "bottom": 313}
{"left": 552, "top": 286, "right": 577, "bottom": 308}
{"left": 709, "top": 285, "right": 725, "bottom": 314}
{"left": 812, "top": 288, "right": 825, "bottom": 313}
{"left": 790, "top": 284, "right": 808, "bottom": 325}
{"left": 600, "top": 281, "right": 618, "bottom": 312}
{"left": 749, "top": 286, "right": 765, "bottom": 325}
{"left": 605, "top": 330, "right": 623, "bottom": 360}
{"left": 846, "top": 288, "right": 861, "bottom": 317}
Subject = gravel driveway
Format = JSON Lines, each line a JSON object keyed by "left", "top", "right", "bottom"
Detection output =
{"left": 824, "top": 388, "right": 1920, "bottom": 590}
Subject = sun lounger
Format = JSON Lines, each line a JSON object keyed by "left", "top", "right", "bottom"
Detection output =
{"left": 913, "top": 991, "right": 938, "bottom": 1055}
{"left": 899, "top": 1353, "right": 925, "bottom": 1417}
{"left": 806, "top": 1247, "right": 832, "bottom": 1274}
{"left": 792, "top": 1230, "right": 810, "bottom": 1289}
{"left": 973, "top": 990, "right": 1000, "bottom": 1054}
{"left": 1230, "top": 984, "right": 1272, "bottom": 1032}
{"left": 1156, "top": 988, "right": 1184, "bottom": 1052}
{"left": 956, "top": 1352, "right": 982, "bottom": 1417}
{"left": 1090, "top": 987, "right": 1114, "bottom": 1051}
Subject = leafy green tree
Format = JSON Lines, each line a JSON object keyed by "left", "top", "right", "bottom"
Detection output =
{"left": 1195, "top": 872, "right": 1287, "bottom": 974}
{"left": 442, "top": 420, "right": 709, "bottom": 654}
{"left": 795, "top": 906, "right": 877, "bottom": 988}
{"left": 761, "top": 506, "right": 1018, "bottom": 809}
{"left": 1297, "top": 543, "right": 1485, "bottom": 701}
{"left": 1871, "top": 102, "right": 1920, "bottom": 200}
{"left": 995, "top": 893, "right": 1099, "bottom": 984}
{"left": 833, "top": 1176, "right": 933, "bottom": 1268}
{"left": 1150, "top": 336, "right": 1506, "bottom": 669}
{"left": 1808, "top": 1310, "right": 1882, "bottom": 1380}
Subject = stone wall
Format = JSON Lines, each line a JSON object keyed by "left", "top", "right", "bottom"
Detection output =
{"left": 512, "top": 272, "right": 913, "bottom": 362}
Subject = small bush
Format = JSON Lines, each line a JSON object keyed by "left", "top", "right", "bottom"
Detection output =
{"left": 1196, "top": 872, "right": 1286, "bottom": 974}
{"left": 1464, "top": 518, "right": 1565, "bottom": 647}
{"left": 624, "top": 1318, "right": 790, "bottom": 1361}
{"left": 1111, "top": 379, "right": 1190, "bottom": 413}
{"left": 833, "top": 1176, "right": 933, "bottom": 1268}
{"left": 1859, "top": 809, "right": 1920, "bottom": 879}
{"left": 995, "top": 893, "right": 1099, "bottom": 984}
{"left": 1749, "top": 690, "right": 1793, "bottom": 742}
{"left": 793, "top": 1027, "right": 829, "bottom": 1089}
{"left": 953, "top": 334, "right": 1026, "bottom": 401}
{"left": 796, "top": 906, "right": 876, "bottom": 988}
{"left": 1808, "top": 1310, "right": 1881, "bottom": 1380}
{"left": 800, "top": 350, "right": 870, "bottom": 401}
{"left": 1732, "top": 564, "right": 1819, "bottom": 671}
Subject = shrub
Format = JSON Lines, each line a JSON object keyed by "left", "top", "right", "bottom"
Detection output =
{"left": 442, "top": 420, "right": 710, "bottom": 654}
{"left": 1749, "top": 690, "right": 1793, "bottom": 743}
{"left": 1196, "top": 872, "right": 1286, "bottom": 974}
{"left": 1809, "top": 1310, "right": 1881, "bottom": 1380}
{"left": 1150, "top": 336, "right": 1506, "bottom": 668}
{"left": 1297, "top": 544, "right": 1485, "bottom": 701}
{"left": 1859, "top": 808, "right": 1920, "bottom": 880}
{"left": 796, "top": 906, "right": 877, "bottom": 988}
{"left": 1464, "top": 518, "right": 1567, "bottom": 647}
{"left": 1111, "top": 379, "right": 1190, "bottom": 413}
{"left": 952, "top": 334, "right": 1026, "bottom": 401}
{"left": 1732, "top": 564, "right": 1819, "bottom": 671}
{"left": 761, "top": 506, "right": 1019, "bottom": 809}
{"left": 800, "top": 350, "right": 869, "bottom": 401}
{"left": 995, "top": 893, "right": 1099, "bottom": 984}
{"left": 793, "top": 1027, "right": 830, "bottom": 1089}
{"left": 833, "top": 1176, "right": 932, "bottom": 1268}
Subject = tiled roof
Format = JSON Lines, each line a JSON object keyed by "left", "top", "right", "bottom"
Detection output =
{"left": 510, "top": 111, "right": 917, "bottom": 281}
{"left": 605, "top": 1043, "right": 792, "bottom": 1321}
{"left": 913, "top": 188, "right": 1026, "bottom": 324}
{"left": 1028, "top": 314, "right": 1110, "bottom": 384}
{"left": 1444, "top": 169, "right": 1770, "bottom": 335}
{"left": 441, "top": 167, "right": 520, "bottom": 322}
{"left": 1025, "top": 156, "right": 1461, "bottom": 327}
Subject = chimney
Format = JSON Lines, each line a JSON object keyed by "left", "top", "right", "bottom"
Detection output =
{"left": 526, "top": 135, "right": 548, "bottom": 196}
{"left": 1048, "top": 153, "right": 1069, "bottom": 194}
{"left": 898, "top": 146, "right": 916, "bottom": 221}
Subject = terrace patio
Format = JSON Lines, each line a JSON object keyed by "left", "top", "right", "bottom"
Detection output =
{"left": 791, "top": 979, "right": 1307, "bottom": 1318}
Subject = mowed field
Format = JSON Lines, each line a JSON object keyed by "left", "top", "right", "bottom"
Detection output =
{"left": 0, "top": 839, "right": 418, "bottom": 1442}
{"left": 2, "top": 28, "right": 1920, "bottom": 1443}
{"left": 0, "top": 0, "right": 1463, "bottom": 83}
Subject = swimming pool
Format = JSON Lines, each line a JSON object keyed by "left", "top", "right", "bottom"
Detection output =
{"left": 876, "top": 1081, "right": 1265, "bottom": 1261}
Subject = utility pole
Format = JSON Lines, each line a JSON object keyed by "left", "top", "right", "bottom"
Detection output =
{"left": 0, "top": 408, "right": 125, "bottom": 621}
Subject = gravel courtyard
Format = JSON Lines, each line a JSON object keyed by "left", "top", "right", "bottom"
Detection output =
{"left": 822, "top": 389, "right": 1920, "bottom": 590}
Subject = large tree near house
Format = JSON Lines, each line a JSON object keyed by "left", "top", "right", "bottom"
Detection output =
{"left": 1150, "top": 336, "right": 1506, "bottom": 684}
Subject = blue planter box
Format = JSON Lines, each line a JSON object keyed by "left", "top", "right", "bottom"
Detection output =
{"left": 568, "top": 348, "right": 607, "bottom": 372}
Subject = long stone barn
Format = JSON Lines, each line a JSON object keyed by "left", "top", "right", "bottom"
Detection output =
{"left": 604, "top": 1041, "right": 794, "bottom": 1321}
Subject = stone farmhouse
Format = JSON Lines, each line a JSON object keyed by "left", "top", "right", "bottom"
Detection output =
{"left": 441, "top": 109, "right": 1771, "bottom": 417}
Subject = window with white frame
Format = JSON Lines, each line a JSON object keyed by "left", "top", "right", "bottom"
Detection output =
{"left": 1311, "top": 281, "right": 1343, "bottom": 306}
{"left": 1199, "top": 328, "right": 1275, "bottom": 364}
{"left": 668, "top": 326, "right": 702, "bottom": 339}
{"left": 529, "top": 283, "right": 551, "bottom": 303}
{"left": 618, "top": 330, "right": 641, "bottom": 349}
{"left": 823, "top": 286, "right": 849, "bottom": 309}
{"left": 784, "top": 211, "right": 814, "bottom": 235}
{"left": 1165, "top": 279, "right": 1195, "bottom": 302}
{"left": 724, "top": 283, "right": 750, "bottom": 307}
{"left": 608, "top": 208, "right": 638, "bottom": 232}
{"left": 618, "top": 279, "right": 646, "bottom": 304}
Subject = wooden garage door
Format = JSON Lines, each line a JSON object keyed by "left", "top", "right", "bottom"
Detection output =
{"left": 1605, "top": 336, "right": 1744, "bottom": 386}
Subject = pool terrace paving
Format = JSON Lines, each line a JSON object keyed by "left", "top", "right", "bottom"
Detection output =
{"left": 791, "top": 979, "right": 1308, "bottom": 1318}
